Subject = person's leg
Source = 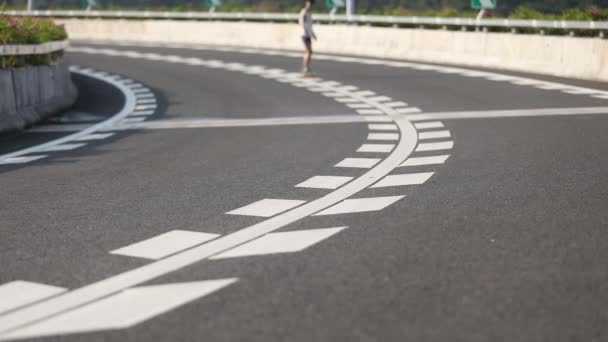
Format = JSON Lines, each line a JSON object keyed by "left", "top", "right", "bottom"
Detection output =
{"left": 304, "top": 47, "right": 312, "bottom": 69}
{"left": 302, "top": 38, "right": 312, "bottom": 72}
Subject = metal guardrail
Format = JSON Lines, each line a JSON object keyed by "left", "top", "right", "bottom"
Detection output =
{"left": 3, "top": 10, "right": 608, "bottom": 32}
{"left": 0, "top": 40, "right": 69, "bottom": 56}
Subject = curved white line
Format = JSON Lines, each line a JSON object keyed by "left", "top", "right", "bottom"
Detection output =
{"left": 0, "top": 48, "right": 423, "bottom": 337}
{"left": 0, "top": 68, "right": 136, "bottom": 162}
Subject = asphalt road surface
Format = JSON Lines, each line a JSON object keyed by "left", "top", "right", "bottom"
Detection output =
{"left": 1, "top": 43, "right": 607, "bottom": 342}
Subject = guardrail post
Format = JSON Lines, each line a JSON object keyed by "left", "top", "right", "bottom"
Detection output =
{"left": 511, "top": 28, "right": 518, "bottom": 34}
{"left": 27, "top": 0, "right": 34, "bottom": 12}
{"left": 346, "top": 0, "right": 355, "bottom": 21}
{"left": 600, "top": 31, "right": 605, "bottom": 39}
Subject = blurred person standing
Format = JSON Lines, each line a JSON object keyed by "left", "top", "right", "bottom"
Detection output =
{"left": 299, "top": 0, "right": 317, "bottom": 76}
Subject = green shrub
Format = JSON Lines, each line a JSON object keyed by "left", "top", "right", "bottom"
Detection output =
{"left": 0, "top": 15, "right": 67, "bottom": 68}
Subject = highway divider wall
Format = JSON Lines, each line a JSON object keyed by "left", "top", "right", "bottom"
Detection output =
{"left": 0, "top": 63, "right": 77, "bottom": 134}
{"left": 59, "top": 19, "right": 608, "bottom": 82}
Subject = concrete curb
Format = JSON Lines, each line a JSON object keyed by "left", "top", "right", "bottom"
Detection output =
{"left": 0, "top": 63, "right": 77, "bottom": 134}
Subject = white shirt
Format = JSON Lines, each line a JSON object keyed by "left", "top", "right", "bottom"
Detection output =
{"left": 299, "top": 9, "right": 314, "bottom": 38}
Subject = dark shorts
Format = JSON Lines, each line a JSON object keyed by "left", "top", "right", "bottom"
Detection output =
{"left": 302, "top": 36, "right": 312, "bottom": 49}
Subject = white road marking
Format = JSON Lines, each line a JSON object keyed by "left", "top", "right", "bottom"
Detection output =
{"left": 0, "top": 49, "right": 423, "bottom": 337}
{"left": 39, "top": 143, "right": 86, "bottom": 152}
{"left": 110, "top": 230, "right": 220, "bottom": 260}
{"left": 591, "top": 94, "right": 608, "bottom": 99}
{"left": 367, "top": 133, "right": 399, "bottom": 141}
{"left": 322, "top": 92, "right": 342, "bottom": 97}
{"left": 134, "top": 105, "right": 156, "bottom": 111}
{"left": 418, "top": 130, "right": 451, "bottom": 140}
{"left": 354, "top": 90, "right": 376, "bottom": 97}
{"left": 319, "top": 81, "right": 341, "bottom": 87}
{"left": 364, "top": 116, "right": 393, "bottom": 122}
{"left": 0, "top": 68, "right": 137, "bottom": 163}
{"left": 0, "top": 280, "right": 237, "bottom": 340}
{"left": 131, "top": 110, "right": 155, "bottom": 115}
{"left": 210, "top": 227, "right": 347, "bottom": 259}
{"left": 121, "top": 117, "right": 147, "bottom": 123}
{"left": 367, "top": 96, "right": 392, "bottom": 102}
{"left": 368, "top": 124, "right": 398, "bottom": 131}
{"left": 416, "top": 141, "right": 454, "bottom": 152}
{"left": 336, "top": 86, "right": 358, "bottom": 92}
{"left": 74, "top": 44, "right": 608, "bottom": 103}
{"left": 136, "top": 99, "right": 156, "bottom": 105}
{"left": 347, "top": 103, "right": 374, "bottom": 109}
{"left": 227, "top": 199, "right": 306, "bottom": 217}
{"left": 334, "top": 157, "right": 381, "bottom": 169}
{"left": 314, "top": 196, "right": 405, "bottom": 216}
{"left": 74, "top": 133, "right": 115, "bottom": 141}
{"left": 384, "top": 101, "right": 408, "bottom": 107}
{"left": 0, "top": 282, "right": 65, "bottom": 315}
{"left": 401, "top": 155, "right": 450, "bottom": 167}
{"left": 335, "top": 98, "right": 359, "bottom": 103}
{"left": 396, "top": 107, "right": 422, "bottom": 114}
{"left": 405, "top": 107, "right": 608, "bottom": 121}
{"left": 132, "top": 88, "right": 151, "bottom": 94}
{"left": 295, "top": 176, "right": 353, "bottom": 189}
{"left": 414, "top": 121, "right": 444, "bottom": 129}
{"left": 118, "top": 115, "right": 365, "bottom": 130}
{"left": 0, "top": 156, "right": 47, "bottom": 165}
{"left": 511, "top": 79, "right": 542, "bottom": 86}
{"left": 357, "top": 109, "right": 384, "bottom": 115}
{"left": 357, "top": 144, "right": 395, "bottom": 153}
{"left": 371, "top": 172, "right": 434, "bottom": 188}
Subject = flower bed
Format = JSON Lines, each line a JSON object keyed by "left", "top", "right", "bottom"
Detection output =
{"left": 0, "top": 15, "right": 67, "bottom": 68}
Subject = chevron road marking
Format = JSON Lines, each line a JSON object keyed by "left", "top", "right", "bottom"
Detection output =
{"left": 210, "top": 227, "right": 347, "bottom": 259}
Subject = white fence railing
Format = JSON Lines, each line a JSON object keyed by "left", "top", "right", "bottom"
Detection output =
{"left": 0, "top": 40, "right": 70, "bottom": 56}
{"left": 3, "top": 10, "right": 608, "bottom": 33}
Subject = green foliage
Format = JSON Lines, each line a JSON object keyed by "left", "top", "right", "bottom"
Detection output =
{"left": 0, "top": 15, "right": 67, "bottom": 68}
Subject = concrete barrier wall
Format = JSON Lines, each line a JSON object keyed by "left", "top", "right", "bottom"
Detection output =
{"left": 0, "top": 63, "right": 77, "bottom": 134}
{"left": 59, "top": 19, "right": 608, "bottom": 82}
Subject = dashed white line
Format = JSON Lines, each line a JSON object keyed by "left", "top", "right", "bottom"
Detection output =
{"left": 357, "top": 109, "right": 384, "bottom": 115}
{"left": 295, "top": 176, "right": 353, "bottom": 189}
{"left": 314, "top": 196, "right": 405, "bottom": 216}
{"left": 0, "top": 282, "right": 65, "bottom": 315}
{"left": 416, "top": 141, "right": 454, "bottom": 152}
{"left": 110, "top": 230, "right": 220, "bottom": 260}
{"left": 368, "top": 124, "right": 398, "bottom": 131}
{"left": 347, "top": 103, "right": 374, "bottom": 109}
{"left": 367, "top": 133, "right": 399, "bottom": 141}
{"left": 39, "top": 143, "right": 86, "bottom": 152}
{"left": 357, "top": 144, "right": 395, "bottom": 153}
{"left": 400, "top": 155, "right": 450, "bottom": 167}
{"left": 384, "top": 101, "right": 408, "bottom": 107}
{"left": 371, "top": 172, "right": 434, "bottom": 188}
{"left": 418, "top": 130, "right": 452, "bottom": 140}
{"left": 210, "top": 227, "right": 347, "bottom": 259}
{"left": 334, "top": 157, "right": 381, "bottom": 169}
{"left": 414, "top": 121, "right": 444, "bottom": 129}
{"left": 226, "top": 199, "right": 306, "bottom": 217}
{"left": 0, "top": 280, "right": 237, "bottom": 340}
{"left": 396, "top": 107, "right": 422, "bottom": 114}
{"left": 0, "top": 156, "right": 47, "bottom": 165}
